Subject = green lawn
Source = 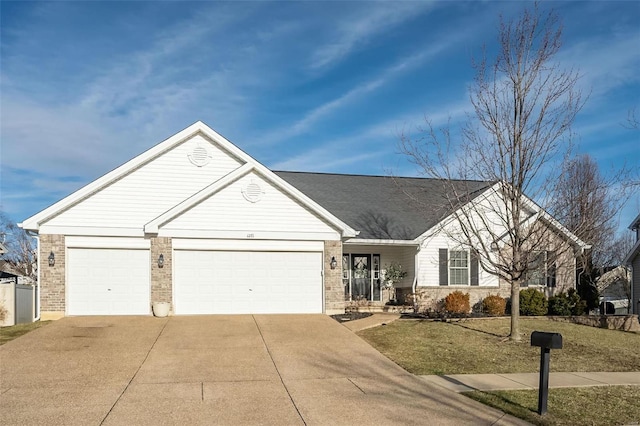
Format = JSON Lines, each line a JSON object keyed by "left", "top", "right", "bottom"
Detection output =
{"left": 0, "top": 321, "right": 50, "bottom": 345}
{"left": 465, "top": 386, "right": 640, "bottom": 426}
{"left": 359, "top": 318, "right": 640, "bottom": 425}
{"left": 357, "top": 318, "right": 640, "bottom": 375}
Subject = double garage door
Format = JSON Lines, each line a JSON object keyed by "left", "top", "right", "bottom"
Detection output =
{"left": 67, "top": 246, "right": 323, "bottom": 315}
{"left": 174, "top": 250, "right": 323, "bottom": 314}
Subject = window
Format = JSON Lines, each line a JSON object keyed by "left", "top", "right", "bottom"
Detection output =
{"left": 449, "top": 250, "right": 469, "bottom": 286}
{"left": 524, "top": 251, "right": 556, "bottom": 287}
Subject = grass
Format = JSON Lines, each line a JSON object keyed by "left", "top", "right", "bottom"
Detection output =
{"left": 0, "top": 321, "right": 50, "bottom": 345}
{"left": 464, "top": 386, "right": 640, "bottom": 426}
{"left": 357, "top": 318, "right": 640, "bottom": 375}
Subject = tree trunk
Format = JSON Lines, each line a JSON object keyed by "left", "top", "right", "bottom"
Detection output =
{"left": 510, "top": 279, "right": 521, "bottom": 341}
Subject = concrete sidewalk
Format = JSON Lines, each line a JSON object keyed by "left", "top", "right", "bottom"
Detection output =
{"left": 344, "top": 314, "right": 640, "bottom": 394}
{"left": 421, "top": 371, "right": 640, "bottom": 393}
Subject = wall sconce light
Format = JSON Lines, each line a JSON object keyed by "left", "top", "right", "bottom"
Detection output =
{"left": 330, "top": 256, "right": 337, "bottom": 270}
{"left": 158, "top": 254, "right": 164, "bottom": 268}
{"left": 48, "top": 251, "right": 55, "bottom": 267}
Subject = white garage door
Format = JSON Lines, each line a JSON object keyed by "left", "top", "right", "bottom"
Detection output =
{"left": 67, "top": 248, "right": 150, "bottom": 315}
{"left": 174, "top": 250, "right": 323, "bottom": 314}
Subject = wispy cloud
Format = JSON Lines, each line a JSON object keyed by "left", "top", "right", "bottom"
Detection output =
{"left": 309, "top": 2, "right": 435, "bottom": 70}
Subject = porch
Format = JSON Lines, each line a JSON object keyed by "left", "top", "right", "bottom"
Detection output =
{"left": 342, "top": 241, "right": 418, "bottom": 306}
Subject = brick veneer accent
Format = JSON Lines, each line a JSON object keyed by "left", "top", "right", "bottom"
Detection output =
{"left": 150, "top": 237, "right": 172, "bottom": 309}
{"left": 40, "top": 234, "right": 66, "bottom": 314}
{"left": 324, "top": 240, "right": 344, "bottom": 314}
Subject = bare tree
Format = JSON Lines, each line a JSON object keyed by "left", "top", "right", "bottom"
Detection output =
{"left": 399, "top": 4, "right": 584, "bottom": 341}
{"left": 551, "top": 153, "right": 630, "bottom": 266}
{"left": 0, "top": 212, "right": 37, "bottom": 279}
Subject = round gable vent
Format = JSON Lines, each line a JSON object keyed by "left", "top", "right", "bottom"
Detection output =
{"left": 188, "top": 144, "right": 212, "bottom": 167}
{"left": 242, "top": 181, "right": 265, "bottom": 203}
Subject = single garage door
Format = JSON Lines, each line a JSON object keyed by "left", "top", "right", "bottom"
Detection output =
{"left": 174, "top": 250, "right": 323, "bottom": 314}
{"left": 67, "top": 248, "right": 150, "bottom": 315}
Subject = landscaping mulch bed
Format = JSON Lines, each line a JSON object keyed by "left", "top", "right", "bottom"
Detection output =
{"left": 330, "top": 312, "right": 373, "bottom": 323}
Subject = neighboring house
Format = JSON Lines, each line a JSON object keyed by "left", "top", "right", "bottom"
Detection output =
{"left": 623, "top": 213, "right": 640, "bottom": 315}
{"left": 20, "top": 122, "right": 588, "bottom": 319}
{"left": 596, "top": 265, "right": 631, "bottom": 314}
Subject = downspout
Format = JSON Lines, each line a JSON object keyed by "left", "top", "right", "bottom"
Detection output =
{"left": 26, "top": 231, "right": 40, "bottom": 321}
{"left": 413, "top": 243, "right": 421, "bottom": 293}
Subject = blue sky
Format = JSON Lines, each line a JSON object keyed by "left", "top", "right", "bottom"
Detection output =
{"left": 1, "top": 1, "right": 639, "bottom": 234}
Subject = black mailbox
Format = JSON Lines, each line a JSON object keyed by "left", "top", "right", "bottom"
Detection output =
{"left": 530, "top": 331, "right": 563, "bottom": 415}
{"left": 531, "top": 331, "right": 563, "bottom": 349}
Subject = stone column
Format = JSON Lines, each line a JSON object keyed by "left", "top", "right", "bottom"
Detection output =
{"left": 324, "top": 240, "right": 344, "bottom": 315}
{"left": 150, "top": 237, "right": 173, "bottom": 310}
{"left": 39, "top": 234, "right": 66, "bottom": 319}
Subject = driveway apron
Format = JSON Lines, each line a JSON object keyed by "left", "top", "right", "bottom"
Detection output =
{"left": 0, "top": 315, "right": 526, "bottom": 425}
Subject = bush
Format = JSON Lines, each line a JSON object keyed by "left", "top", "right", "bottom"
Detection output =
{"left": 548, "top": 293, "right": 572, "bottom": 316}
{"left": 482, "top": 294, "right": 506, "bottom": 316}
{"left": 548, "top": 289, "right": 587, "bottom": 316}
{"left": 519, "top": 288, "right": 548, "bottom": 316}
{"left": 444, "top": 291, "right": 470, "bottom": 315}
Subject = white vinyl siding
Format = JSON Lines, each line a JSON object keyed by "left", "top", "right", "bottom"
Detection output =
{"left": 45, "top": 134, "right": 243, "bottom": 229}
{"left": 417, "top": 233, "right": 498, "bottom": 287}
{"left": 162, "top": 172, "right": 339, "bottom": 238}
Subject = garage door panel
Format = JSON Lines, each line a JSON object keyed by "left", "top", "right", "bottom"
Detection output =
{"left": 68, "top": 248, "right": 150, "bottom": 316}
{"left": 174, "top": 250, "right": 322, "bottom": 314}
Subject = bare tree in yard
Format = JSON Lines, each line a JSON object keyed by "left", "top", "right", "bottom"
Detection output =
{"left": 0, "top": 211, "right": 37, "bottom": 279}
{"left": 399, "top": 4, "right": 584, "bottom": 341}
{"left": 550, "top": 154, "right": 631, "bottom": 308}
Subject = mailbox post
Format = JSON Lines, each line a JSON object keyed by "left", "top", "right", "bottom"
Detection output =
{"left": 530, "top": 331, "right": 562, "bottom": 415}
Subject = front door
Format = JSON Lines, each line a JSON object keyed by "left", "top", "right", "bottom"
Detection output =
{"left": 351, "top": 254, "right": 371, "bottom": 300}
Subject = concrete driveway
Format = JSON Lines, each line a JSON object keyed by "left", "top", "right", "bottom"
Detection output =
{"left": 0, "top": 315, "right": 527, "bottom": 425}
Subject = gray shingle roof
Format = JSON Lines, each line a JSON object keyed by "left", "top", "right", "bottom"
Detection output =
{"left": 274, "top": 171, "right": 493, "bottom": 240}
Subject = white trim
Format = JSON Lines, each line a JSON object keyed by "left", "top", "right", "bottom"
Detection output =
{"left": 20, "top": 121, "right": 357, "bottom": 239}
{"left": 624, "top": 239, "right": 640, "bottom": 265}
{"left": 158, "top": 229, "right": 339, "bottom": 240}
{"left": 417, "top": 182, "right": 590, "bottom": 252}
{"left": 21, "top": 122, "right": 215, "bottom": 231}
{"left": 65, "top": 236, "right": 151, "bottom": 249}
{"left": 172, "top": 238, "right": 324, "bottom": 251}
{"left": 39, "top": 226, "right": 145, "bottom": 237}
{"left": 344, "top": 239, "right": 419, "bottom": 247}
{"left": 144, "top": 164, "right": 254, "bottom": 233}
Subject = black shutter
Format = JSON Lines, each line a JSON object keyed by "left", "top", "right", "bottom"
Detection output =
{"left": 439, "top": 249, "right": 448, "bottom": 286}
{"left": 470, "top": 251, "right": 479, "bottom": 286}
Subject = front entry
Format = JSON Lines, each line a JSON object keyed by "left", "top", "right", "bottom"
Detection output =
{"left": 343, "top": 253, "right": 381, "bottom": 301}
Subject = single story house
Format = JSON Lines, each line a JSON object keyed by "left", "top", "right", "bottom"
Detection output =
{"left": 624, "top": 212, "right": 640, "bottom": 315}
{"left": 20, "top": 122, "right": 588, "bottom": 319}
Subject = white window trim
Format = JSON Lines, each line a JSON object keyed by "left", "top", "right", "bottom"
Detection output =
{"left": 449, "top": 249, "right": 470, "bottom": 286}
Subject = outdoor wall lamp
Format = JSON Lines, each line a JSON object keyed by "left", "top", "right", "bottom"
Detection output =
{"left": 48, "top": 251, "right": 55, "bottom": 267}
{"left": 158, "top": 254, "right": 164, "bottom": 268}
{"left": 330, "top": 256, "right": 337, "bottom": 270}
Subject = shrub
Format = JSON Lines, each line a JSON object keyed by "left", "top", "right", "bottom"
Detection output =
{"left": 444, "top": 291, "right": 470, "bottom": 315}
{"left": 482, "top": 294, "right": 506, "bottom": 316}
{"left": 548, "top": 293, "right": 572, "bottom": 316}
{"left": 519, "top": 288, "right": 548, "bottom": 316}
{"left": 548, "top": 289, "right": 587, "bottom": 316}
